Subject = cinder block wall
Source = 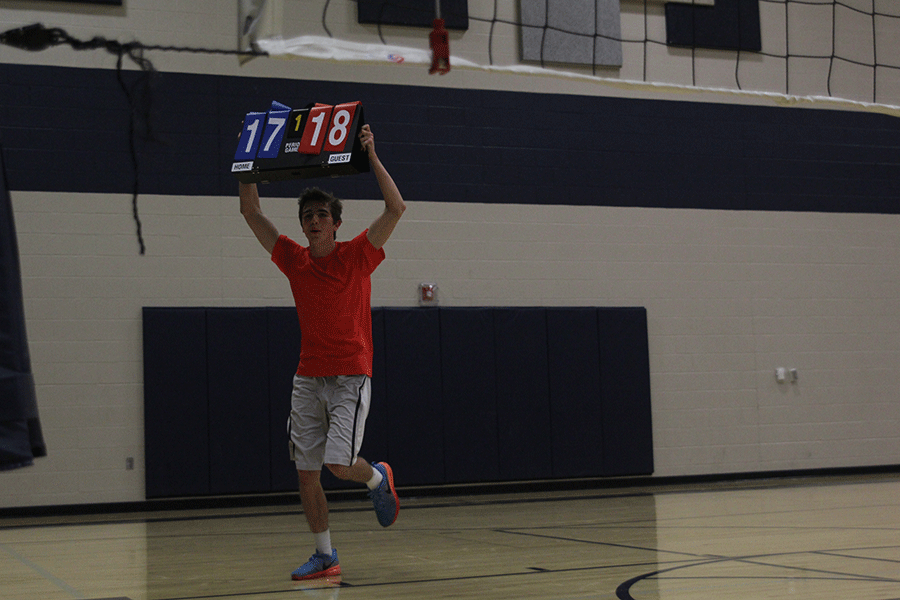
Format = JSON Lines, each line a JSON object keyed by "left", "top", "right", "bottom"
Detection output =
{"left": 1, "top": 0, "right": 899, "bottom": 508}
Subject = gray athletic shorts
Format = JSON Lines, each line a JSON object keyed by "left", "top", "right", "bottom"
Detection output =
{"left": 287, "top": 374, "right": 371, "bottom": 471}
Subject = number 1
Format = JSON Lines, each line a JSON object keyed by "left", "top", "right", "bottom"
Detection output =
{"left": 234, "top": 112, "right": 266, "bottom": 161}
{"left": 244, "top": 119, "right": 259, "bottom": 153}
{"left": 309, "top": 112, "right": 326, "bottom": 147}
{"left": 299, "top": 105, "right": 333, "bottom": 154}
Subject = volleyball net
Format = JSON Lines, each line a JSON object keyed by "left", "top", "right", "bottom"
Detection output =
{"left": 245, "top": 0, "right": 900, "bottom": 114}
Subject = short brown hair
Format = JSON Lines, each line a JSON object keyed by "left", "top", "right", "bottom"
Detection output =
{"left": 298, "top": 187, "right": 343, "bottom": 224}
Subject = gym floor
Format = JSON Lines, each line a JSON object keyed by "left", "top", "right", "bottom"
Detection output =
{"left": 2, "top": 473, "right": 899, "bottom": 599}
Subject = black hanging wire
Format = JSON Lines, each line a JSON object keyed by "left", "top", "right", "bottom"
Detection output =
{"left": 735, "top": 0, "right": 742, "bottom": 90}
{"left": 539, "top": 0, "right": 549, "bottom": 68}
{"left": 591, "top": 0, "right": 598, "bottom": 77}
{"left": 488, "top": 0, "right": 498, "bottom": 65}
{"left": 870, "top": 0, "right": 877, "bottom": 104}
{"left": 690, "top": 1, "right": 696, "bottom": 88}
{"left": 782, "top": 0, "right": 790, "bottom": 95}
{"left": 0, "top": 23, "right": 265, "bottom": 255}
{"left": 113, "top": 48, "right": 149, "bottom": 255}
{"left": 643, "top": 0, "right": 649, "bottom": 83}
{"left": 827, "top": 0, "right": 836, "bottom": 97}
{"left": 376, "top": 2, "right": 389, "bottom": 45}
{"left": 323, "top": 0, "right": 333, "bottom": 37}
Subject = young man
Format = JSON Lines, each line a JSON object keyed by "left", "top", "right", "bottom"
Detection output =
{"left": 239, "top": 124, "right": 405, "bottom": 580}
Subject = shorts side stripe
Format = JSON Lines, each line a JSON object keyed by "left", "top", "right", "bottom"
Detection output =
{"left": 348, "top": 379, "right": 364, "bottom": 465}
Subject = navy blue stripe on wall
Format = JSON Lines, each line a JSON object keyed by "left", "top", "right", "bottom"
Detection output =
{"left": 1, "top": 63, "right": 899, "bottom": 213}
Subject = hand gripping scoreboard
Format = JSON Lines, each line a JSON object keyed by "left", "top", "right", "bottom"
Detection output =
{"left": 231, "top": 100, "right": 370, "bottom": 183}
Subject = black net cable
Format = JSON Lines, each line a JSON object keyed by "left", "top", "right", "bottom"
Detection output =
{"left": 829, "top": 1, "right": 836, "bottom": 97}
{"left": 488, "top": 0, "right": 499, "bottom": 65}
{"left": 872, "top": 1, "right": 878, "bottom": 102}
{"left": 323, "top": 0, "right": 334, "bottom": 38}
{"left": 539, "top": 0, "right": 549, "bottom": 68}
{"left": 784, "top": 0, "right": 791, "bottom": 94}
{"left": 0, "top": 23, "right": 265, "bottom": 255}
{"left": 592, "top": 1, "right": 599, "bottom": 77}
{"left": 113, "top": 49, "right": 148, "bottom": 256}
{"left": 643, "top": 0, "right": 649, "bottom": 82}
{"left": 58, "top": 31, "right": 262, "bottom": 255}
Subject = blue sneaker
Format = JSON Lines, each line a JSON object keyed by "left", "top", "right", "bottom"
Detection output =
{"left": 369, "top": 462, "right": 399, "bottom": 527}
{"left": 291, "top": 548, "right": 340, "bottom": 580}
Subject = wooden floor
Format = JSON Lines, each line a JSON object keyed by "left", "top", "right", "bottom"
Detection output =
{"left": 2, "top": 473, "right": 900, "bottom": 600}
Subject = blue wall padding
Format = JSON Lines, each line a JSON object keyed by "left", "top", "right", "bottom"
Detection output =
{"left": 205, "top": 308, "right": 271, "bottom": 494}
{"left": 493, "top": 307, "right": 554, "bottom": 480}
{"left": 598, "top": 307, "right": 654, "bottom": 475}
{"left": 361, "top": 308, "right": 390, "bottom": 463}
{"left": 440, "top": 308, "right": 500, "bottom": 483}
{"left": 266, "top": 307, "right": 302, "bottom": 491}
{"left": 546, "top": 307, "right": 605, "bottom": 478}
{"left": 142, "top": 308, "right": 210, "bottom": 497}
{"left": 143, "top": 306, "right": 652, "bottom": 498}
{"left": 382, "top": 308, "right": 446, "bottom": 486}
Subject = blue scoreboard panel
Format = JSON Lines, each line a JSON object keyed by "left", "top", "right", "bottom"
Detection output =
{"left": 232, "top": 100, "right": 370, "bottom": 183}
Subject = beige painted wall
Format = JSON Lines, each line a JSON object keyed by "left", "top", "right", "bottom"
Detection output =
{"left": 1, "top": 0, "right": 899, "bottom": 507}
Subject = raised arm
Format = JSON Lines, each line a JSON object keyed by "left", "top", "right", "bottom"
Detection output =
{"left": 239, "top": 181, "right": 280, "bottom": 254}
{"left": 360, "top": 125, "right": 406, "bottom": 250}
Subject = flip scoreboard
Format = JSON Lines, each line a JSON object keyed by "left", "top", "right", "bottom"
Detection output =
{"left": 231, "top": 100, "right": 370, "bottom": 183}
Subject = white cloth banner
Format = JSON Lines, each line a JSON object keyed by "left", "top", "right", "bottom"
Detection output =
{"left": 255, "top": 35, "right": 478, "bottom": 67}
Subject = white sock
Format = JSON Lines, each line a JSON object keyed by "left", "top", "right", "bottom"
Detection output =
{"left": 314, "top": 529, "right": 332, "bottom": 558}
{"left": 366, "top": 466, "right": 383, "bottom": 491}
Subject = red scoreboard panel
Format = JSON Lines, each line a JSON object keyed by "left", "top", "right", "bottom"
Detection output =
{"left": 232, "top": 100, "right": 370, "bottom": 183}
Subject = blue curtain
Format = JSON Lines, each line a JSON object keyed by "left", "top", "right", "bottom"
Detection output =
{"left": 0, "top": 141, "right": 45, "bottom": 471}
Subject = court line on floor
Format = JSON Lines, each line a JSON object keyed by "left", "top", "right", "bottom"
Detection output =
{"left": 499, "top": 526, "right": 900, "bottom": 598}
{"left": 814, "top": 549, "right": 900, "bottom": 564}
{"left": 147, "top": 559, "right": 670, "bottom": 600}
{"left": 0, "top": 490, "right": 660, "bottom": 531}
{"left": 0, "top": 541, "right": 85, "bottom": 599}
{"left": 12, "top": 473, "right": 896, "bottom": 531}
{"left": 5, "top": 475, "right": 900, "bottom": 532}
{"left": 615, "top": 552, "right": 900, "bottom": 600}
{"left": 129, "top": 550, "right": 900, "bottom": 600}
{"left": 143, "top": 524, "right": 699, "bottom": 600}
{"left": 496, "top": 527, "right": 719, "bottom": 559}
{"left": 732, "top": 554, "right": 900, "bottom": 582}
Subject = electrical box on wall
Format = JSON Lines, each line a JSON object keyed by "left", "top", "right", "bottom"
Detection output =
{"left": 775, "top": 367, "right": 799, "bottom": 385}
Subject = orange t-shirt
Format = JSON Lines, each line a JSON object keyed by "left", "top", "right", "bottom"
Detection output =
{"left": 271, "top": 230, "right": 385, "bottom": 377}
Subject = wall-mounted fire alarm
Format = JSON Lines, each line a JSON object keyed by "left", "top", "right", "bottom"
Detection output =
{"left": 419, "top": 282, "right": 438, "bottom": 306}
